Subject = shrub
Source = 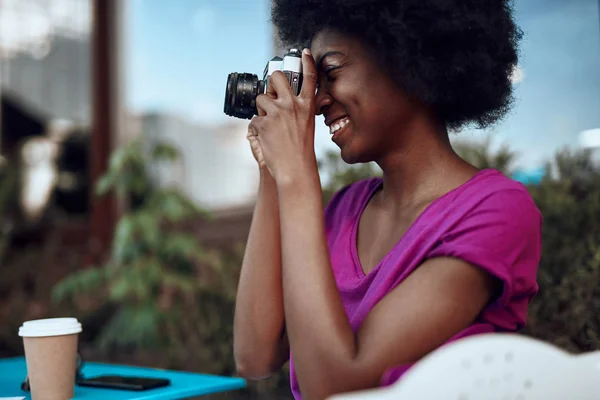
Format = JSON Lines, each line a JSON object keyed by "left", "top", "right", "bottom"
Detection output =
{"left": 52, "top": 138, "right": 226, "bottom": 349}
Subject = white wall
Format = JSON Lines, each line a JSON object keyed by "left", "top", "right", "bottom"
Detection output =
{"left": 141, "top": 113, "right": 259, "bottom": 211}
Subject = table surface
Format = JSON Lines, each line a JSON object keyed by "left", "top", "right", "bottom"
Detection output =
{"left": 0, "top": 357, "right": 246, "bottom": 399}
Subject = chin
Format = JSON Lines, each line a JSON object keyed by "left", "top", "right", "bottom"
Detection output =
{"left": 339, "top": 147, "right": 371, "bottom": 165}
{"left": 336, "top": 134, "right": 376, "bottom": 164}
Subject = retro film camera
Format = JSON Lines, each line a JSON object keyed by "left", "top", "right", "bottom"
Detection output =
{"left": 223, "top": 48, "right": 303, "bottom": 120}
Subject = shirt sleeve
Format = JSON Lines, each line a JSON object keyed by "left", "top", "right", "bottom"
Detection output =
{"left": 426, "top": 188, "right": 542, "bottom": 308}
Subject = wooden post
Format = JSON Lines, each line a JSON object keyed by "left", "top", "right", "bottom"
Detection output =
{"left": 89, "top": 0, "right": 118, "bottom": 262}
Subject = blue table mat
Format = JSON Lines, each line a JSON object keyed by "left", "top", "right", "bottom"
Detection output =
{"left": 0, "top": 357, "right": 246, "bottom": 399}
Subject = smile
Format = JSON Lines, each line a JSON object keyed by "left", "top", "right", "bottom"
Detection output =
{"left": 329, "top": 117, "right": 350, "bottom": 135}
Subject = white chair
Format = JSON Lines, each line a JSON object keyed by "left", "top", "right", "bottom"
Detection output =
{"left": 329, "top": 333, "right": 600, "bottom": 400}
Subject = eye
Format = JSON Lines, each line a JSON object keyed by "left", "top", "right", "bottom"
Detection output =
{"left": 323, "top": 65, "right": 340, "bottom": 80}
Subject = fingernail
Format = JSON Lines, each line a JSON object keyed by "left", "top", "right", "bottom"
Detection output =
{"left": 303, "top": 48, "right": 311, "bottom": 56}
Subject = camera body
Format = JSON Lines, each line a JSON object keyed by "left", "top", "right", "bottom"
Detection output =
{"left": 223, "top": 48, "right": 303, "bottom": 120}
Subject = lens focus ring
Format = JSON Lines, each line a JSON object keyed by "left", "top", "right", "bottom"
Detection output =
{"left": 224, "top": 72, "right": 260, "bottom": 119}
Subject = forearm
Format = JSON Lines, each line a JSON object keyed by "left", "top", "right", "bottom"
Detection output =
{"left": 277, "top": 171, "right": 359, "bottom": 398}
{"left": 234, "top": 169, "right": 288, "bottom": 378}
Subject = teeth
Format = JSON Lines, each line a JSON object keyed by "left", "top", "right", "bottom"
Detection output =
{"left": 330, "top": 118, "right": 350, "bottom": 134}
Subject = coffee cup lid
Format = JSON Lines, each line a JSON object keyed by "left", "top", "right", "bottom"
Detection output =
{"left": 19, "top": 317, "right": 82, "bottom": 338}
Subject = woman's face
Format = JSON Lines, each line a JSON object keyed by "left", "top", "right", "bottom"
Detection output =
{"left": 311, "top": 29, "right": 420, "bottom": 164}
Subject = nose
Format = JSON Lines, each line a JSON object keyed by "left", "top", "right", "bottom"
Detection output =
{"left": 315, "top": 86, "right": 333, "bottom": 116}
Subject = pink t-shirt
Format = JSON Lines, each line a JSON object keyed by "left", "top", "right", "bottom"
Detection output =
{"left": 289, "top": 169, "right": 542, "bottom": 399}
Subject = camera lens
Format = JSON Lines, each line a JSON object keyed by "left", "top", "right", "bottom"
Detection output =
{"left": 223, "top": 72, "right": 264, "bottom": 120}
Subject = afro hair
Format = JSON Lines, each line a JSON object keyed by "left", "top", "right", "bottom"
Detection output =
{"left": 271, "top": 0, "right": 523, "bottom": 130}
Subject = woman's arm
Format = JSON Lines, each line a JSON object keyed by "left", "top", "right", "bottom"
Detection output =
{"left": 276, "top": 172, "right": 498, "bottom": 400}
{"left": 233, "top": 169, "right": 289, "bottom": 379}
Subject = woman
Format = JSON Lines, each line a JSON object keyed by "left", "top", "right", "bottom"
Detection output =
{"left": 234, "top": 1, "right": 542, "bottom": 399}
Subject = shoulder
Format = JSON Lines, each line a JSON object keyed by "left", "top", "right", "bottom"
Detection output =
{"left": 450, "top": 169, "right": 541, "bottom": 224}
{"left": 427, "top": 169, "right": 542, "bottom": 307}
{"left": 428, "top": 168, "right": 543, "bottom": 268}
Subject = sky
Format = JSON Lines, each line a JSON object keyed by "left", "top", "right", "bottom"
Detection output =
{"left": 125, "top": 0, "right": 272, "bottom": 125}
{"left": 124, "top": 0, "right": 600, "bottom": 170}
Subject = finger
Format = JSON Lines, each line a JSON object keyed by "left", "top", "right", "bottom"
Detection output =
{"left": 248, "top": 118, "right": 261, "bottom": 137}
{"left": 248, "top": 116, "right": 266, "bottom": 137}
{"left": 256, "top": 94, "right": 277, "bottom": 116}
{"left": 266, "top": 70, "right": 293, "bottom": 102}
{"left": 248, "top": 135, "right": 261, "bottom": 152}
{"left": 299, "top": 48, "right": 318, "bottom": 100}
{"left": 247, "top": 117, "right": 260, "bottom": 136}
{"left": 248, "top": 134, "right": 260, "bottom": 149}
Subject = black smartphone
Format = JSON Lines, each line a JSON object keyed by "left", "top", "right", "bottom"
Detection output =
{"left": 77, "top": 375, "right": 170, "bottom": 391}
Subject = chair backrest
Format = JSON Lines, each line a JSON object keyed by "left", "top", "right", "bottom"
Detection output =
{"left": 328, "top": 333, "right": 600, "bottom": 400}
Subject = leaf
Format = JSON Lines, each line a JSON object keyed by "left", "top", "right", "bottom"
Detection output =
{"left": 191, "top": 248, "right": 222, "bottom": 272}
{"left": 318, "top": 149, "right": 380, "bottom": 203}
{"left": 144, "top": 259, "right": 163, "bottom": 286}
{"left": 96, "top": 139, "right": 153, "bottom": 201}
{"left": 163, "top": 272, "right": 197, "bottom": 293}
{"left": 95, "top": 173, "right": 115, "bottom": 196}
{"left": 111, "top": 211, "right": 161, "bottom": 262}
{"left": 151, "top": 142, "right": 180, "bottom": 162}
{"left": 129, "top": 173, "right": 150, "bottom": 197}
{"left": 107, "top": 143, "right": 133, "bottom": 173}
{"left": 96, "top": 305, "right": 162, "bottom": 349}
{"left": 52, "top": 267, "right": 108, "bottom": 303}
{"left": 161, "top": 233, "right": 199, "bottom": 259}
{"left": 146, "top": 189, "right": 210, "bottom": 222}
{"left": 109, "top": 276, "right": 132, "bottom": 301}
{"left": 136, "top": 211, "right": 161, "bottom": 247}
{"left": 111, "top": 215, "right": 136, "bottom": 263}
{"left": 452, "top": 135, "right": 518, "bottom": 175}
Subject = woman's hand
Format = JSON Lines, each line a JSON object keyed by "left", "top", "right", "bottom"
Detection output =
{"left": 247, "top": 49, "right": 319, "bottom": 187}
{"left": 247, "top": 130, "right": 268, "bottom": 170}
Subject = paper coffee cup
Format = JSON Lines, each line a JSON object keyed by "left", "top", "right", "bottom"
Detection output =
{"left": 19, "top": 318, "right": 82, "bottom": 400}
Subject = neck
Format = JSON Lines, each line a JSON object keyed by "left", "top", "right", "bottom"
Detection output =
{"left": 375, "top": 117, "right": 477, "bottom": 210}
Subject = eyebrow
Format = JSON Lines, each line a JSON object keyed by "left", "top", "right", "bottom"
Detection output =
{"left": 316, "top": 51, "right": 345, "bottom": 70}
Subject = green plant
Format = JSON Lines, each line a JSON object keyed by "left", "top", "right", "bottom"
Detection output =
{"left": 522, "top": 148, "right": 600, "bottom": 352}
{"left": 318, "top": 150, "right": 381, "bottom": 203}
{"left": 452, "top": 135, "right": 517, "bottom": 175}
{"left": 52, "top": 138, "right": 222, "bottom": 349}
